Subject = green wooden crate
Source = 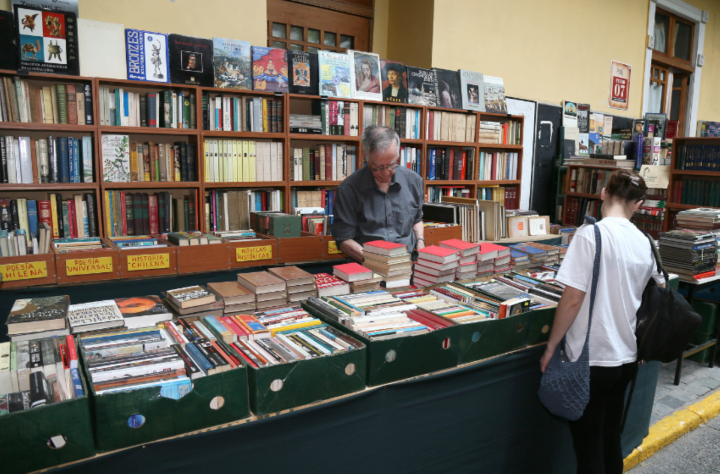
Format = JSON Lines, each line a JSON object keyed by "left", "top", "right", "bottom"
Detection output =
{"left": 455, "top": 313, "right": 531, "bottom": 365}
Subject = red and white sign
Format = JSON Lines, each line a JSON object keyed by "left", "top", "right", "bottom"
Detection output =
{"left": 609, "top": 60, "right": 632, "bottom": 111}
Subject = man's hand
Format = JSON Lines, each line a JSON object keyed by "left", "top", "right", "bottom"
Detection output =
{"left": 416, "top": 239, "right": 425, "bottom": 251}
{"left": 339, "top": 240, "right": 364, "bottom": 263}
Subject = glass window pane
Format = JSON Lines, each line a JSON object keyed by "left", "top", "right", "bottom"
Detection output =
{"left": 272, "top": 23, "right": 286, "bottom": 38}
{"left": 674, "top": 22, "right": 692, "bottom": 61}
{"left": 654, "top": 12, "right": 669, "bottom": 53}
{"left": 673, "top": 76, "right": 682, "bottom": 87}
{"left": 272, "top": 41, "right": 286, "bottom": 49}
{"left": 340, "top": 35, "right": 354, "bottom": 49}
{"left": 648, "top": 81, "right": 664, "bottom": 114}
{"left": 653, "top": 68, "right": 659, "bottom": 79}
{"left": 308, "top": 29, "right": 320, "bottom": 44}
{"left": 290, "top": 26, "right": 303, "bottom": 41}
{"left": 660, "top": 70, "right": 665, "bottom": 81}
{"left": 288, "top": 43, "right": 303, "bottom": 51}
{"left": 324, "top": 32, "right": 336, "bottom": 46}
{"left": 308, "top": 46, "right": 320, "bottom": 53}
{"left": 670, "top": 89, "right": 681, "bottom": 120}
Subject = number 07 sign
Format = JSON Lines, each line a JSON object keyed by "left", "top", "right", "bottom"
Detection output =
{"left": 609, "top": 60, "right": 632, "bottom": 111}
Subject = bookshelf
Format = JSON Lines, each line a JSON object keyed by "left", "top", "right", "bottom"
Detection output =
{"left": 664, "top": 136, "right": 720, "bottom": 231}
{"left": 561, "top": 164, "right": 622, "bottom": 226}
{"left": 0, "top": 69, "right": 527, "bottom": 239}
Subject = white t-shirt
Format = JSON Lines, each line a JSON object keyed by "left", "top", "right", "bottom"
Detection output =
{"left": 555, "top": 217, "right": 665, "bottom": 367}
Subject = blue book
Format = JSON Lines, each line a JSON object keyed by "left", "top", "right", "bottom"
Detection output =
{"left": 125, "top": 29, "right": 169, "bottom": 83}
{"left": 430, "top": 149, "right": 436, "bottom": 180}
{"left": 510, "top": 249, "right": 528, "bottom": 260}
{"left": 147, "top": 93, "right": 157, "bottom": 127}
{"left": 81, "top": 330, "right": 161, "bottom": 345}
{"left": 185, "top": 343, "right": 212, "bottom": 375}
{"left": 70, "top": 368, "right": 84, "bottom": 397}
{"left": 123, "top": 92, "right": 129, "bottom": 125}
{"left": 27, "top": 200, "right": 37, "bottom": 237}
{"left": 508, "top": 243, "right": 547, "bottom": 256}
{"left": 56, "top": 137, "right": 70, "bottom": 183}
{"left": 97, "top": 376, "right": 192, "bottom": 398}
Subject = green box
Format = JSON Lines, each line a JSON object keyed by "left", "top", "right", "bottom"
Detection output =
{"left": 80, "top": 345, "right": 251, "bottom": 452}
{"left": 303, "top": 303, "right": 462, "bottom": 387}
{"left": 692, "top": 301, "right": 718, "bottom": 335}
{"left": 455, "top": 313, "right": 531, "bottom": 365}
{"left": 0, "top": 367, "right": 95, "bottom": 474}
{"left": 247, "top": 340, "right": 367, "bottom": 416}
{"left": 252, "top": 212, "right": 302, "bottom": 238}
{"left": 526, "top": 307, "right": 556, "bottom": 346}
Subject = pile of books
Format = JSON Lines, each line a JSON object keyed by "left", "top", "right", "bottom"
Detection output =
{"left": 167, "top": 232, "right": 223, "bottom": 246}
{"left": 67, "top": 299, "right": 126, "bottom": 335}
{"left": 314, "top": 273, "right": 351, "bottom": 297}
{"left": 658, "top": 229, "right": 719, "bottom": 281}
{"left": 510, "top": 249, "right": 533, "bottom": 271}
{"left": 477, "top": 243, "right": 511, "bottom": 275}
{"left": 675, "top": 208, "right": 720, "bottom": 231}
{"left": 268, "top": 266, "right": 318, "bottom": 303}
{"left": 113, "top": 295, "right": 173, "bottom": 329}
{"left": 237, "top": 271, "right": 288, "bottom": 310}
{"left": 163, "top": 285, "right": 224, "bottom": 319}
{"left": 508, "top": 242, "right": 551, "bottom": 267}
{"left": 53, "top": 237, "right": 105, "bottom": 253}
{"left": 6, "top": 296, "right": 71, "bottom": 342}
{"left": 207, "top": 281, "right": 256, "bottom": 313}
{"left": 461, "top": 273, "right": 562, "bottom": 313}
{"left": 0, "top": 336, "right": 84, "bottom": 413}
{"left": 212, "top": 230, "right": 258, "bottom": 242}
{"left": 361, "top": 241, "right": 412, "bottom": 289}
{"left": 108, "top": 235, "right": 169, "bottom": 249}
{"left": 413, "top": 245, "right": 461, "bottom": 287}
{"left": 395, "top": 286, "right": 492, "bottom": 324}
{"left": 333, "top": 262, "right": 383, "bottom": 293}
{"left": 440, "top": 239, "right": 480, "bottom": 280}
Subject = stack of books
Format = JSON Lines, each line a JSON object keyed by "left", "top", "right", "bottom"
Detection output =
{"left": 113, "top": 296, "right": 173, "bottom": 329}
{"left": 0, "top": 335, "right": 84, "bottom": 412}
{"left": 109, "top": 235, "right": 169, "bottom": 249}
{"left": 477, "top": 243, "right": 511, "bottom": 274}
{"left": 212, "top": 230, "right": 258, "bottom": 242}
{"left": 395, "top": 286, "right": 492, "bottom": 324}
{"left": 163, "top": 285, "right": 225, "bottom": 319}
{"left": 166, "top": 232, "right": 223, "bottom": 246}
{"left": 6, "top": 296, "right": 71, "bottom": 342}
{"left": 510, "top": 249, "right": 533, "bottom": 271}
{"left": 675, "top": 208, "right": 720, "bottom": 231}
{"left": 314, "top": 273, "right": 351, "bottom": 297}
{"left": 67, "top": 300, "right": 125, "bottom": 334}
{"left": 237, "top": 271, "right": 288, "bottom": 310}
{"left": 659, "top": 229, "right": 719, "bottom": 281}
{"left": 361, "top": 241, "right": 412, "bottom": 289}
{"left": 269, "top": 266, "right": 318, "bottom": 303}
{"left": 508, "top": 243, "right": 548, "bottom": 267}
{"left": 53, "top": 237, "right": 104, "bottom": 253}
{"left": 413, "top": 245, "right": 461, "bottom": 287}
{"left": 333, "top": 262, "right": 381, "bottom": 292}
{"left": 439, "top": 239, "right": 480, "bottom": 281}
{"left": 207, "top": 281, "right": 256, "bottom": 313}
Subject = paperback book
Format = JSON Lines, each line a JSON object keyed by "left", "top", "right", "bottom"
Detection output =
{"left": 407, "top": 67, "right": 437, "bottom": 106}
{"left": 67, "top": 300, "right": 124, "bottom": 334}
{"left": 350, "top": 50, "right": 382, "bottom": 102}
{"left": 14, "top": 5, "right": 80, "bottom": 76}
{"left": 483, "top": 75, "right": 507, "bottom": 113}
{"left": 125, "top": 28, "right": 169, "bottom": 83}
{"left": 288, "top": 50, "right": 319, "bottom": 96}
{"left": 6, "top": 296, "right": 70, "bottom": 335}
{"left": 114, "top": 295, "right": 172, "bottom": 329}
{"left": 212, "top": 37, "right": 252, "bottom": 90}
{"left": 459, "top": 69, "right": 485, "bottom": 112}
{"left": 251, "top": 46, "right": 288, "bottom": 93}
{"left": 380, "top": 59, "right": 408, "bottom": 104}
{"left": 168, "top": 34, "right": 214, "bottom": 87}
{"left": 318, "top": 51, "right": 351, "bottom": 98}
{"left": 433, "top": 68, "right": 462, "bottom": 110}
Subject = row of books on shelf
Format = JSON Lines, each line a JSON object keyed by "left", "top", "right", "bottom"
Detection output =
{"left": 425, "top": 147, "right": 475, "bottom": 181}
{"left": 426, "top": 111, "right": 476, "bottom": 143}
{"left": 101, "top": 135, "right": 197, "bottom": 183}
{"left": 477, "top": 120, "right": 521, "bottom": 145}
{"left": 478, "top": 186, "right": 519, "bottom": 210}
{"left": 673, "top": 179, "right": 720, "bottom": 207}
{"left": 98, "top": 87, "right": 197, "bottom": 129}
{"left": 563, "top": 155, "right": 635, "bottom": 169}
{"left": 205, "top": 189, "right": 283, "bottom": 233}
{"left": 565, "top": 197, "right": 602, "bottom": 226}
{"left": 363, "top": 104, "right": 421, "bottom": 140}
{"left": 104, "top": 191, "right": 195, "bottom": 237}
{"left": 292, "top": 189, "right": 335, "bottom": 217}
{"left": 631, "top": 207, "right": 665, "bottom": 239}
{"left": 478, "top": 151, "right": 519, "bottom": 181}
{"left": 675, "top": 144, "right": 720, "bottom": 171}
{"left": 569, "top": 167, "right": 613, "bottom": 195}
{"left": 1, "top": 135, "right": 93, "bottom": 184}
{"left": 290, "top": 145, "right": 356, "bottom": 182}
{"left": 425, "top": 186, "right": 470, "bottom": 203}
{"left": 0, "top": 78, "right": 93, "bottom": 125}
{"left": 697, "top": 121, "right": 720, "bottom": 138}
{"left": 204, "top": 94, "right": 283, "bottom": 133}
{"left": 203, "top": 139, "right": 283, "bottom": 183}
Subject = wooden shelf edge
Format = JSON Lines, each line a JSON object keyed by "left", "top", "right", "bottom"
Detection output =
{"left": 201, "top": 131, "right": 286, "bottom": 139}
{"left": 98, "top": 126, "right": 198, "bottom": 135}
{"left": 0, "top": 183, "right": 99, "bottom": 190}
{"left": 289, "top": 134, "right": 360, "bottom": 142}
{"left": 0, "top": 122, "right": 96, "bottom": 132}
{"left": 204, "top": 182, "right": 287, "bottom": 188}
{"left": 671, "top": 169, "right": 720, "bottom": 176}
{"left": 101, "top": 182, "right": 202, "bottom": 189}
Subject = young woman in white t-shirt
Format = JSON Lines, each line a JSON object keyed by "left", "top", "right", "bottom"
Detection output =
{"left": 540, "top": 169, "right": 664, "bottom": 474}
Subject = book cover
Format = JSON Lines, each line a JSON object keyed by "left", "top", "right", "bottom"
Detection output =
{"left": 212, "top": 37, "right": 251, "bottom": 90}
{"left": 562, "top": 100, "right": 578, "bottom": 128}
{"left": 577, "top": 103, "right": 590, "bottom": 133}
{"left": 318, "top": 51, "right": 351, "bottom": 98}
{"left": 114, "top": 295, "right": 170, "bottom": 318}
{"left": 380, "top": 60, "right": 408, "bottom": 104}
{"left": 168, "top": 34, "right": 213, "bottom": 87}
{"left": 0, "top": 9, "right": 18, "bottom": 71}
{"left": 459, "top": 69, "right": 485, "bottom": 112}
{"left": 288, "top": 50, "right": 319, "bottom": 96}
{"left": 407, "top": 66, "right": 437, "bottom": 106}
{"left": 14, "top": 5, "right": 79, "bottom": 76}
{"left": 483, "top": 75, "right": 507, "bottom": 113}
{"left": 125, "top": 28, "right": 169, "bottom": 83}
{"left": 78, "top": 18, "right": 126, "bottom": 79}
{"left": 433, "top": 68, "right": 462, "bottom": 109}
{"left": 251, "top": 46, "right": 288, "bottom": 93}
{"left": 102, "top": 134, "right": 130, "bottom": 182}
{"left": 349, "top": 50, "right": 382, "bottom": 102}
{"left": 67, "top": 300, "right": 124, "bottom": 331}
{"left": 167, "top": 285, "right": 215, "bottom": 308}
{"left": 589, "top": 112, "right": 604, "bottom": 134}
{"left": 7, "top": 296, "right": 69, "bottom": 325}
{"left": 644, "top": 112, "right": 667, "bottom": 139}
{"left": 314, "top": 273, "right": 348, "bottom": 288}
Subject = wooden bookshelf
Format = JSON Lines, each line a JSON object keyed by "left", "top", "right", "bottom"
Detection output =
{"left": 561, "top": 164, "right": 621, "bottom": 225}
{"left": 664, "top": 136, "right": 720, "bottom": 231}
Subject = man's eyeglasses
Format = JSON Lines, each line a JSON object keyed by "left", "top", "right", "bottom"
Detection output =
{"left": 367, "top": 162, "right": 399, "bottom": 172}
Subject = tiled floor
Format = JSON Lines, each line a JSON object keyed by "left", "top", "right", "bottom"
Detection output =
{"left": 651, "top": 358, "right": 720, "bottom": 426}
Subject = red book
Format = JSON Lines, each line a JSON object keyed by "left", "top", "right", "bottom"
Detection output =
{"left": 438, "top": 239, "right": 480, "bottom": 256}
{"left": 66, "top": 199, "right": 77, "bottom": 238}
{"left": 418, "top": 245, "right": 460, "bottom": 264}
{"left": 344, "top": 102, "right": 351, "bottom": 136}
{"left": 333, "top": 262, "right": 373, "bottom": 282}
{"left": 147, "top": 93, "right": 157, "bottom": 127}
{"left": 260, "top": 192, "right": 267, "bottom": 211}
{"left": 220, "top": 316, "right": 249, "bottom": 340}
{"left": 491, "top": 153, "right": 497, "bottom": 180}
{"left": 448, "top": 149, "right": 455, "bottom": 180}
{"left": 325, "top": 144, "right": 332, "bottom": 180}
{"left": 481, "top": 242, "right": 511, "bottom": 258}
{"left": 461, "top": 151, "right": 467, "bottom": 179}
{"left": 234, "top": 346, "right": 258, "bottom": 368}
{"left": 37, "top": 200, "right": 53, "bottom": 229}
{"left": 164, "top": 321, "right": 185, "bottom": 343}
{"left": 694, "top": 271, "right": 717, "bottom": 281}
{"left": 363, "top": 240, "right": 408, "bottom": 256}
{"left": 65, "top": 335, "right": 78, "bottom": 369}
{"left": 148, "top": 194, "right": 159, "bottom": 234}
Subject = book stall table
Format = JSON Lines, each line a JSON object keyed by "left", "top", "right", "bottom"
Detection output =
{"left": 108, "top": 237, "right": 178, "bottom": 279}
{"left": 52, "top": 239, "right": 121, "bottom": 285}
{"left": 0, "top": 252, "right": 58, "bottom": 290}
{"left": 227, "top": 234, "right": 279, "bottom": 269}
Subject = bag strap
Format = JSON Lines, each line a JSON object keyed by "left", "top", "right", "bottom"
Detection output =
{"left": 580, "top": 225, "right": 603, "bottom": 348}
{"left": 641, "top": 230, "right": 670, "bottom": 282}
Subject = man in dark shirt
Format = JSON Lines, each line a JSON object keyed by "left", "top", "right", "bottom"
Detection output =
{"left": 331, "top": 125, "right": 425, "bottom": 262}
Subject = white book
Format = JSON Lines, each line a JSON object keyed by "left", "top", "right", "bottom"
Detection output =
{"left": 332, "top": 144, "right": 337, "bottom": 181}
{"left": 17, "top": 136, "right": 33, "bottom": 184}
{"left": 263, "top": 142, "right": 271, "bottom": 181}
{"left": 91, "top": 358, "right": 185, "bottom": 383}
{"left": 5, "top": 137, "right": 15, "bottom": 184}
{"left": 102, "top": 135, "right": 130, "bottom": 182}
{"left": 67, "top": 300, "right": 124, "bottom": 334}
{"left": 107, "top": 88, "right": 114, "bottom": 126}
{"left": 78, "top": 19, "right": 127, "bottom": 79}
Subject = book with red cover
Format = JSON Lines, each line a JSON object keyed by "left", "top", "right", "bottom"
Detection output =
{"left": 314, "top": 273, "right": 351, "bottom": 297}
{"left": 333, "top": 262, "right": 373, "bottom": 282}
{"left": 363, "top": 240, "right": 408, "bottom": 256}
{"left": 37, "top": 200, "right": 53, "bottom": 228}
{"left": 479, "top": 242, "right": 510, "bottom": 258}
{"left": 417, "top": 245, "right": 460, "bottom": 264}
{"left": 438, "top": 239, "right": 480, "bottom": 256}
{"left": 148, "top": 194, "right": 159, "bottom": 234}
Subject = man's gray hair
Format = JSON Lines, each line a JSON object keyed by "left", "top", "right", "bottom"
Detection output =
{"left": 362, "top": 125, "right": 400, "bottom": 160}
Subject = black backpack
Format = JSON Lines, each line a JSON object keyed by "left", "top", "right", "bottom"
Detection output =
{"left": 636, "top": 232, "right": 702, "bottom": 363}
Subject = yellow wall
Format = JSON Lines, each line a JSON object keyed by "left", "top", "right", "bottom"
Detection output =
{"left": 373, "top": 0, "right": 390, "bottom": 57}
{"left": 1, "top": 0, "right": 267, "bottom": 45}
{"left": 690, "top": 0, "right": 720, "bottom": 122}
{"left": 386, "top": 0, "right": 434, "bottom": 68}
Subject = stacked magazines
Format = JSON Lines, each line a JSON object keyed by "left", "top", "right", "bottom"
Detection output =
{"left": 658, "top": 229, "right": 719, "bottom": 281}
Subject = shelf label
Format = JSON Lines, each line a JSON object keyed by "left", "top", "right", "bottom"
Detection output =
{"left": 236, "top": 245, "right": 272, "bottom": 262}
{"left": 127, "top": 254, "right": 170, "bottom": 271}
{"left": 66, "top": 257, "right": 113, "bottom": 276}
{"left": 0, "top": 261, "right": 48, "bottom": 281}
{"left": 327, "top": 241, "right": 343, "bottom": 255}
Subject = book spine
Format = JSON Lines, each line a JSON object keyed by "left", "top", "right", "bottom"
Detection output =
{"left": 84, "top": 85, "right": 94, "bottom": 125}
{"left": 56, "top": 85, "right": 67, "bottom": 125}
{"left": 56, "top": 137, "right": 69, "bottom": 183}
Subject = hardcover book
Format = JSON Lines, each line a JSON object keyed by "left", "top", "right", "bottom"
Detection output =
{"left": 318, "top": 51, "right": 351, "bottom": 98}
{"left": 168, "top": 34, "right": 214, "bottom": 87}
{"left": 78, "top": 19, "right": 126, "bottom": 79}
{"left": 380, "top": 59, "right": 408, "bottom": 103}
{"left": 206, "top": 281, "right": 255, "bottom": 305}
{"left": 363, "top": 240, "right": 408, "bottom": 256}
{"left": 237, "top": 271, "right": 286, "bottom": 294}
{"left": 125, "top": 28, "right": 169, "bottom": 83}
{"left": 6, "top": 296, "right": 69, "bottom": 334}
{"left": 167, "top": 285, "right": 215, "bottom": 309}
{"left": 577, "top": 103, "right": 590, "bottom": 133}
{"left": 433, "top": 68, "right": 462, "bottom": 109}
{"left": 251, "top": 46, "right": 288, "bottom": 93}
{"left": 268, "top": 266, "right": 315, "bottom": 286}
{"left": 288, "top": 50, "right": 319, "bottom": 96}
{"left": 67, "top": 300, "right": 124, "bottom": 334}
{"left": 562, "top": 100, "right": 578, "bottom": 128}
{"left": 459, "top": 69, "right": 485, "bottom": 112}
{"left": 350, "top": 50, "right": 382, "bottom": 102}
{"left": 14, "top": 5, "right": 79, "bottom": 75}
{"left": 102, "top": 135, "right": 130, "bottom": 182}
{"left": 113, "top": 295, "right": 172, "bottom": 329}
{"left": 407, "top": 66, "right": 437, "bottom": 106}
{"left": 0, "top": 9, "right": 18, "bottom": 70}
{"left": 212, "top": 37, "right": 252, "bottom": 90}
{"left": 314, "top": 273, "right": 351, "bottom": 297}
{"left": 333, "top": 262, "right": 373, "bottom": 282}
{"left": 483, "top": 75, "right": 507, "bottom": 113}
{"left": 418, "top": 245, "right": 460, "bottom": 264}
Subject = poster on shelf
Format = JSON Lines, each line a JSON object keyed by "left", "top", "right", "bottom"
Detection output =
{"left": 609, "top": 60, "right": 631, "bottom": 111}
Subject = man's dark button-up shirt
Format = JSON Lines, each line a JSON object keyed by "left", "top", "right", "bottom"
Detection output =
{"left": 331, "top": 165, "right": 423, "bottom": 249}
